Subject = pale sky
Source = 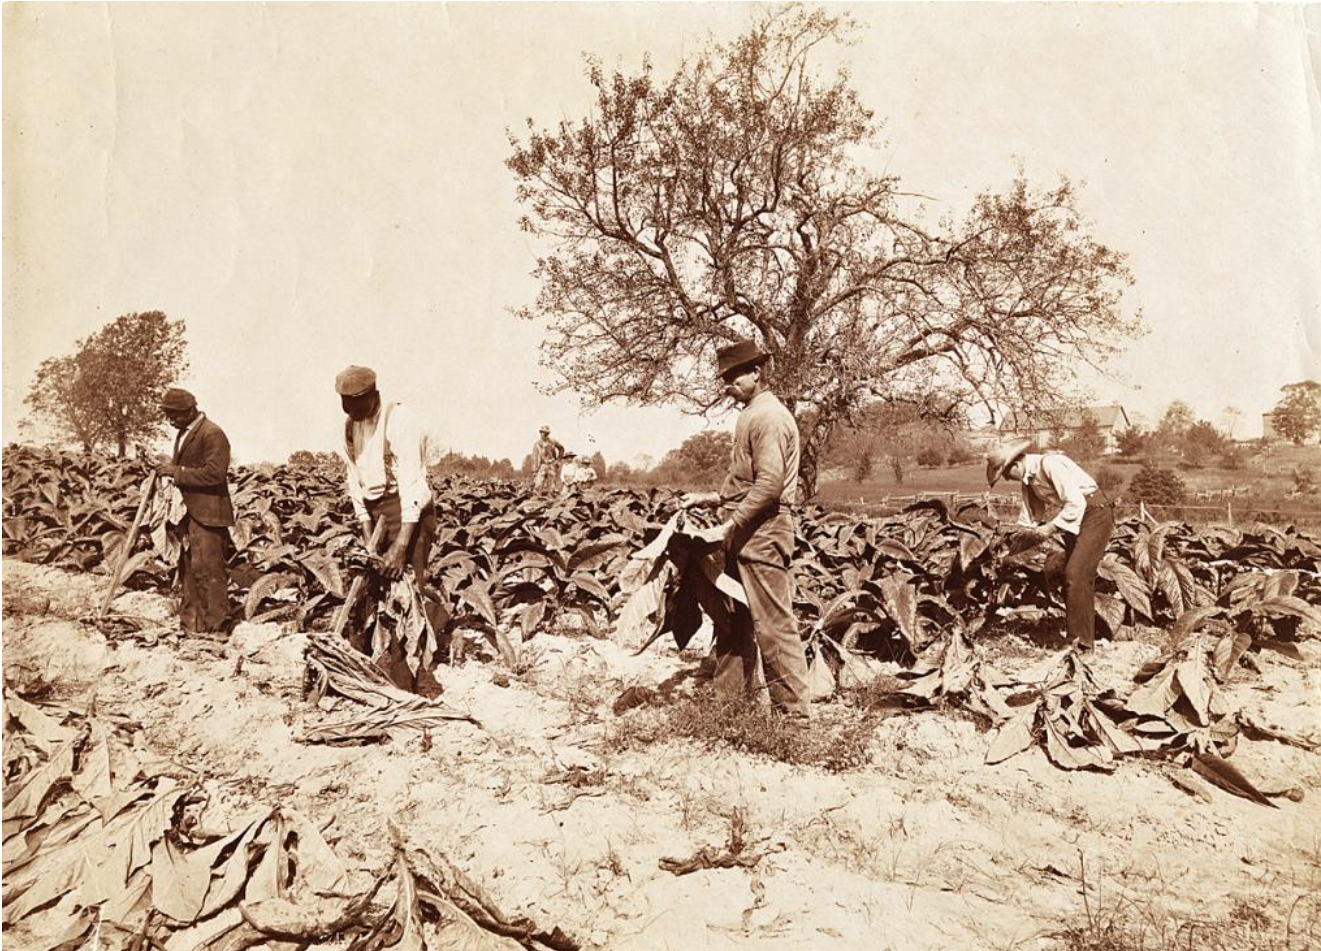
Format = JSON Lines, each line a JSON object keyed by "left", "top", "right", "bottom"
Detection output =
{"left": 4, "top": 2, "right": 1320, "bottom": 465}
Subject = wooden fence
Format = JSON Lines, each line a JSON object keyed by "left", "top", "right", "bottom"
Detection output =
{"left": 824, "top": 492, "right": 1321, "bottom": 529}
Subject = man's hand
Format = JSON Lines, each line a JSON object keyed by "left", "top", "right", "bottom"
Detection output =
{"left": 679, "top": 491, "right": 720, "bottom": 510}
{"left": 153, "top": 453, "right": 172, "bottom": 467}
{"left": 381, "top": 541, "right": 409, "bottom": 581}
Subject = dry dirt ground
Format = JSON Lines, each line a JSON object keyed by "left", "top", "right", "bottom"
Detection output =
{"left": 4, "top": 559, "right": 1320, "bottom": 951}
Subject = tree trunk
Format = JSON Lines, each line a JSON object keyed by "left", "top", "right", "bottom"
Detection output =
{"left": 796, "top": 414, "right": 836, "bottom": 502}
{"left": 116, "top": 433, "right": 126, "bottom": 459}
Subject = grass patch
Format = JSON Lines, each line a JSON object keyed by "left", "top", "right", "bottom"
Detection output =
{"left": 607, "top": 690, "right": 878, "bottom": 772}
{"left": 1051, "top": 859, "right": 1319, "bottom": 951}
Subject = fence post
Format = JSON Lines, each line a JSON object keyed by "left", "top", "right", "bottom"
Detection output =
{"left": 1139, "top": 501, "right": 1148, "bottom": 523}
{"left": 1226, "top": 501, "right": 1233, "bottom": 526}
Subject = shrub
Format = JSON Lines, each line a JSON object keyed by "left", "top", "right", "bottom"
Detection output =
{"left": 1127, "top": 465, "right": 1187, "bottom": 505}
{"left": 946, "top": 444, "right": 977, "bottom": 465}
{"left": 1218, "top": 445, "right": 1246, "bottom": 470}
{"left": 1094, "top": 466, "right": 1125, "bottom": 495}
{"left": 915, "top": 446, "right": 945, "bottom": 468}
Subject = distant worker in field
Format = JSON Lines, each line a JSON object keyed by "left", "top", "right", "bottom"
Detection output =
{"left": 155, "top": 387, "right": 234, "bottom": 634}
{"left": 680, "top": 339, "right": 811, "bottom": 719}
{"left": 530, "top": 425, "right": 566, "bottom": 496}
{"left": 336, "top": 365, "right": 437, "bottom": 593}
{"left": 986, "top": 439, "right": 1115, "bottom": 650}
{"left": 561, "top": 454, "right": 598, "bottom": 492}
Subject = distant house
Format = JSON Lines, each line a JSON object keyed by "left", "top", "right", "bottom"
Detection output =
{"left": 963, "top": 424, "right": 1002, "bottom": 452}
{"left": 998, "top": 404, "right": 1131, "bottom": 453}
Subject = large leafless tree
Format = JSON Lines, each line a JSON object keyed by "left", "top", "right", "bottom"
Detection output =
{"left": 508, "top": 8, "right": 1142, "bottom": 495}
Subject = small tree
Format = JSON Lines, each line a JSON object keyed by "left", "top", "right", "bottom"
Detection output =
{"left": 1127, "top": 464, "right": 1187, "bottom": 505}
{"left": 915, "top": 445, "right": 946, "bottom": 468}
{"left": 606, "top": 461, "right": 636, "bottom": 484}
{"left": 1150, "top": 400, "right": 1195, "bottom": 459}
{"left": 1115, "top": 424, "right": 1148, "bottom": 458}
{"left": 1180, "top": 420, "right": 1226, "bottom": 468}
{"left": 24, "top": 311, "right": 189, "bottom": 457}
{"left": 287, "top": 450, "right": 346, "bottom": 478}
{"left": 654, "top": 430, "right": 734, "bottom": 485}
{"left": 1057, "top": 413, "right": 1107, "bottom": 462}
{"left": 22, "top": 356, "right": 103, "bottom": 453}
{"left": 1094, "top": 466, "right": 1126, "bottom": 495}
{"left": 589, "top": 451, "right": 607, "bottom": 480}
{"left": 852, "top": 450, "right": 874, "bottom": 483}
{"left": 1271, "top": 382, "right": 1321, "bottom": 445}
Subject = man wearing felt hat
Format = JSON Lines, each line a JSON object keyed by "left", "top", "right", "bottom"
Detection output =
{"left": 154, "top": 387, "right": 234, "bottom": 633}
{"left": 986, "top": 437, "right": 1115, "bottom": 650}
{"left": 680, "top": 338, "right": 811, "bottom": 718}
{"left": 529, "top": 424, "right": 566, "bottom": 497}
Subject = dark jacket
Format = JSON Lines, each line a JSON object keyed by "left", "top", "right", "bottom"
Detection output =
{"left": 172, "top": 415, "right": 235, "bottom": 527}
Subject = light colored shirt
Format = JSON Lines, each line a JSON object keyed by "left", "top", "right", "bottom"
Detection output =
{"left": 531, "top": 436, "right": 564, "bottom": 469}
{"left": 719, "top": 390, "right": 800, "bottom": 531}
{"left": 1017, "top": 452, "right": 1099, "bottom": 535}
{"left": 342, "top": 401, "right": 431, "bottom": 524}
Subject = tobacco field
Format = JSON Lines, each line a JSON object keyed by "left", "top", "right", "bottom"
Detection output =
{"left": 3, "top": 445, "right": 1320, "bottom": 951}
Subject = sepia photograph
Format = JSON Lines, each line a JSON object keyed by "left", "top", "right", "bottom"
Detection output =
{"left": 3, "top": 3, "right": 1320, "bottom": 949}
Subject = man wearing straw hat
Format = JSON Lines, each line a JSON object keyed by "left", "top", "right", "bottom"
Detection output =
{"left": 530, "top": 425, "right": 566, "bottom": 497}
{"left": 986, "top": 438, "right": 1115, "bottom": 650}
{"left": 155, "top": 387, "right": 234, "bottom": 633}
{"left": 680, "top": 339, "right": 811, "bottom": 718}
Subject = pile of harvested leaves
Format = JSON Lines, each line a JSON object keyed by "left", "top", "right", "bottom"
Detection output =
{"left": 1, "top": 682, "right": 575, "bottom": 951}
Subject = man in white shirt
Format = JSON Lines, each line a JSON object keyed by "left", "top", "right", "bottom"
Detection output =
{"left": 987, "top": 438, "right": 1115, "bottom": 650}
{"left": 335, "top": 365, "right": 436, "bottom": 589}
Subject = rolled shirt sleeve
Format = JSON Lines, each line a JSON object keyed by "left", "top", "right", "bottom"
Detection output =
{"left": 389, "top": 404, "right": 431, "bottom": 524}
{"left": 1041, "top": 454, "right": 1096, "bottom": 535}
{"left": 1017, "top": 486, "right": 1042, "bottom": 529}
{"left": 342, "top": 445, "right": 370, "bottom": 523}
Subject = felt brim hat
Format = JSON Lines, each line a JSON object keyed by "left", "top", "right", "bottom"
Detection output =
{"left": 716, "top": 339, "right": 769, "bottom": 377}
{"left": 160, "top": 388, "right": 197, "bottom": 411}
{"left": 335, "top": 365, "right": 377, "bottom": 397}
{"left": 985, "top": 438, "right": 1033, "bottom": 487}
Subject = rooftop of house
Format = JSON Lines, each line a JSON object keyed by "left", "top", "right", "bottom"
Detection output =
{"left": 1000, "top": 403, "right": 1130, "bottom": 432}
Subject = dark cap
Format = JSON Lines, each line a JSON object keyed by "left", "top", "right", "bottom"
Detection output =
{"left": 335, "top": 365, "right": 377, "bottom": 397}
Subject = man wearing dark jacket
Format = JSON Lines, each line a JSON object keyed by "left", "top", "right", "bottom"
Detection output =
{"left": 155, "top": 388, "right": 234, "bottom": 633}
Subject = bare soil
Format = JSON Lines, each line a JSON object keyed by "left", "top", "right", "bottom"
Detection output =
{"left": 4, "top": 559, "right": 1320, "bottom": 950}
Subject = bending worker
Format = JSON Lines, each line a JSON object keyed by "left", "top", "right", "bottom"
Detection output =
{"left": 335, "top": 364, "right": 437, "bottom": 592}
{"left": 986, "top": 438, "right": 1114, "bottom": 650}
{"left": 680, "top": 339, "right": 811, "bottom": 719}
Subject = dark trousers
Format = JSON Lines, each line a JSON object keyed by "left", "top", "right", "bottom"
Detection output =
{"left": 179, "top": 517, "right": 230, "bottom": 633}
{"left": 364, "top": 495, "right": 437, "bottom": 590}
{"left": 1061, "top": 497, "right": 1115, "bottom": 648}
{"left": 715, "top": 509, "right": 811, "bottom": 716}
